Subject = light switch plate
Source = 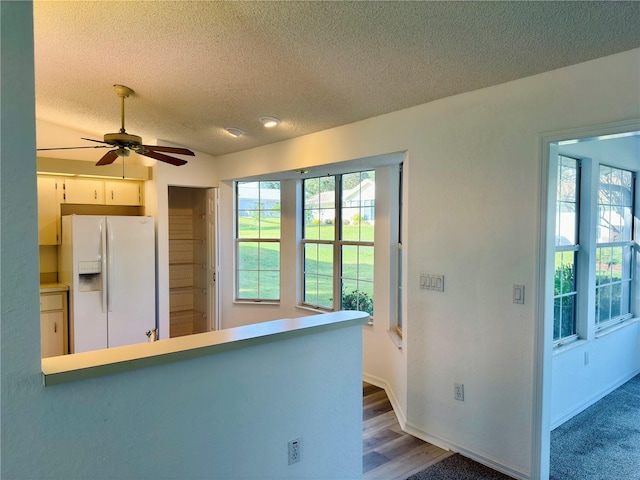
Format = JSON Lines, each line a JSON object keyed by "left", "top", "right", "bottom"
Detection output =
{"left": 513, "top": 284, "right": 525, "bottom": 304}
{"left": 421, "top": 274, "right": 444, "bottom": 292}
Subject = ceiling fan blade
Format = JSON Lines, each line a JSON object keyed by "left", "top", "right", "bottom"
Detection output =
{"left": 140, "top": 149, "right": 188, "bottom": 166}
{"left": 37, "top": 145, "right": 111, "bottom": 151}
{"left": 96, "top": 150, "right": 119, "bottom": 166}
{"left": 141, "top": 145, "right": 195, "bottom": 156}
{"left": 81, "top": 137, "right": 110, "bottom": 145}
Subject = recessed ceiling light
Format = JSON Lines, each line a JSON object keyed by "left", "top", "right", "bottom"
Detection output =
{"left": 258, "top": 116, "right": 281, "bottom": 128}
{"left": 225, "top": 127, "right": 245, "bottom": 137}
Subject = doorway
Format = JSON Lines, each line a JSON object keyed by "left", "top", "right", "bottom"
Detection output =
{"left": 167, "top": 186, "right": 219, "bottom": 337}
{"left": 537, "top": 120, "right": 640, "bottom": 479}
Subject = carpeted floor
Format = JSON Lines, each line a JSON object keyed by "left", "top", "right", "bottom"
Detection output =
{"left": 405, "top": 454, "right": 512, "bottom": 480}
{"left": 550, "top": 373, "right": 640, "bottom": 480}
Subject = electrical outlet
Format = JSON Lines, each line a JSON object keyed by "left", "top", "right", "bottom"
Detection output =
{"left": 454, "top": 383, "right": 464, "bottom": 401}
{"left": 288, "top": 438, "right": 301, "bottom": 465}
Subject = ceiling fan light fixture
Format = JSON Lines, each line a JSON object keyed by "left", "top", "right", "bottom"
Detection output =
{"left": 225, "top": 127, "right": 245, "bottom": 137}
{"left": 259, "top": 116, "right": 281, "bottom": 128}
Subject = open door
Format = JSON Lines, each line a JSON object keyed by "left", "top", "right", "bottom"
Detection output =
{"left": 207, "top": 188, "right": 220, "bottom": 330}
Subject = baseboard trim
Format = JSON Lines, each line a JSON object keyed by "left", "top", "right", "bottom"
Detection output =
{"left": 403, "top": 421, "right": 530, "bottom": 480}
{"left": 362, "top": 372, "right": 407, "bottom": 428}
{"left": 551, "top": 368, "right": 640, "bottom": 429}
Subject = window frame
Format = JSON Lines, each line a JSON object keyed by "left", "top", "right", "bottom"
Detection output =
{"left": 548, "top": 145, "right": 638, "bottom": 349}
{"left": 235, "top": 181, "right": 282, "bottom": 302}
{"left": 594, "top": 164, "right": 635, "bottom": 330}
{"left": 553, "top": 155, "right": 581, "bottom": 346}
{"left": 301, "top": 170, "right": 376, "bottom": 317}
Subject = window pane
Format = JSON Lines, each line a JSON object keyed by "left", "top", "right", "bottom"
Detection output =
{"left": 611, "top": 283, "right": 622, "bottom": 319}
{"left": 342, "top": 171, "right": 375, "bottom": 243}
{"left": 554, "top": 251, "right": 576, "bottom": 295}
{"left": 342, "top": 245, "right": 359, "bottom": 279}
{"left": 259, "top": 271, "right": 280, "bottom": 300}
{"left": 259, "top": 242, "right": 280, "bottom": 271}
{"left": 553, "top": 297, "right": 561, "bottom": 341}
{"left": 303, "top": 242, "right": 333, "bottom": 309}
{"left": 260, "top": 211, "right": 280, "bottom": 239}
{"left": 556, "top": 157, "right": 578, "bottom": 246}
{"left": 596, "top": 285, "right": 612, "bottom": 324}
{"left": 238, "top": 242, "right": 259, "bottom": 270}
{"left": 560, "top": 295, "right": 576, "bottom": 339}
{"left": 304, "top": 244, "right": 319, "bottom": 275}
{"left": 341, "top": 279, "right": 373, "bottom": 316}
{"left": 317, "top": 244, "right": 333, "bottom": 276}
{"left": 598, "top": 165, "right": 633, "bottom": 243}
{"left": 553, "top": 243, "right": 577, "bottom": 341}
{"left": 237, "top": 271, "right": 258, "bottom": 299}
{"left": 316, "top": 275, "right": 334, "bottom": 309}
{"left": 237, "top": 213, "right": 256, "bottom": 238}
{"left": 304, "top": 274, "right": 333, "bottom": 309}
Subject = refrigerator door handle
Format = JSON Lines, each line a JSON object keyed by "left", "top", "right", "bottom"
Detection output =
{"left": 101, "top": 220, "right": 107, "bottom": 314}
{"left": 107, "top": 220, "right": 114, "bottom": 313}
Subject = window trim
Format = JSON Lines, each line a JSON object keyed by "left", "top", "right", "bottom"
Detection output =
{"left": 235, "top": 181, "right": 282, "bottom": 302}
{"left": 300, "top": 171, "right": 376, "bottom": 316}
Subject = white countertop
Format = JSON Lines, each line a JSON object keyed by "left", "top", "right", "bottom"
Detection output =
{"left": 40, "top": 282, "right": 69, "bottom": 294}
{"left": 41, "top": 310, "right": 369, "bottom": 386}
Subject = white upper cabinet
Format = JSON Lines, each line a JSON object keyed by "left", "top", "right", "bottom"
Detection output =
{"left": 37, "top": 176, "right": 62, "bottom": 245}
{"left": 105, "top": 180, "right": 142, "bottom": 206}
{"left": 63, "top": 177, "right": 104, "bottom": 204}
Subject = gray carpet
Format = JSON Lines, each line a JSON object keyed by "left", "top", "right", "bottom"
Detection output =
{"left": 405, "top": 454, "right": 512, "bottom": 480}
{"left": 550, "top": 373, "right": 640, "bottom": 480}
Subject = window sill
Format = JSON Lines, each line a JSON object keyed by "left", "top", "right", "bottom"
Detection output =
{"left": 595, "top": 317, "right": 639, "bottom": 339}
{"left": 387, "top": 328, "right": 402, "bottom": 349}
{"left": 553, "top": 338, "right": 588, "bottom": 356}
{"left": 295, "top": 304, "right": 332, "bottom": 315}
{"left": 41, "top": 311, "right": 369, "bottom": 386}
{"left": 232, "top": 299, "right": 280, "bottom": 306}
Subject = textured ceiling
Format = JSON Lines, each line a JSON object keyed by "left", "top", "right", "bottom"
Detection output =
{"left": 33, "top": 1, "right": 640, "bottom": 159}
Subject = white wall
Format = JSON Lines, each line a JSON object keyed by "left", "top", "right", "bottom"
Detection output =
{"left": 1, "top": 5, "right": 364, "bottom": 479}
{"left": 214, "top": 49, "right": 640, "bottom": 478}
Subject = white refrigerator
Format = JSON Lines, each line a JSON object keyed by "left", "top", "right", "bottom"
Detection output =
{"left": 59, "top": 215, "right": 156, "bottom": 353}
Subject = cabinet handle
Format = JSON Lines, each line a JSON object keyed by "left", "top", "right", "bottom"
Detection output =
{"left": 94, "top": 190, "right": 97, "bottom": 200}
{"left": 54, "top": 322, "right": 57, "bottom": 333}
{"left": 111, "top": 191, "right": 114, "bottom": 200}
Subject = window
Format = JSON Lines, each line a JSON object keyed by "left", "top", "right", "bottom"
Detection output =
{"left": 395, "top": 164, "right": 404, "bottom": 333}
{"left": 553, "top": 156, "right": 579, "bottom": 343}
{"left": 595, "top": 165, "right": 634, "bottom": 328}
{"left": 549, "top": 150, "right": 637, "bottom": 346}
{"left": 236, "top": 181, "right": 281, "bottom": 301}
{"left": 302, "top": 171, "right": 375, "bottom": 316}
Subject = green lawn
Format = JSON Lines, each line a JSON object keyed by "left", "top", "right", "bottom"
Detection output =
{"left": 237, "top": 217, "right": 374, "bottom": 313}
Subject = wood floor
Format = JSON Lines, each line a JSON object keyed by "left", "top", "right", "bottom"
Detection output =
{"left": 363, "top": 383, "right": 453, "bottom": 480}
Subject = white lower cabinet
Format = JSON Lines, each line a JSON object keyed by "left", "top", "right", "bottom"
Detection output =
{"left": 40, "top": 292, "right": 67, "bottom": 358}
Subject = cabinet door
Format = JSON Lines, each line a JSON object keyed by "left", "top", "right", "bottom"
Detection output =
{"left": 40, "top": 310, "right": 65, "bottom": 358}
{"left": 37, "top": 176, "right": 61, "bottom": 245}
{"left": 105, "top": 180, "right": 142, "bottom": 206}
{"left": 64, "top": 178, "right": 104, "bottom": 204}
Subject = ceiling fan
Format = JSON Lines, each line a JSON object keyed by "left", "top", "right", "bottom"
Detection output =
{"left": 37, "top": 85, "right": 194, "bottom": 166}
